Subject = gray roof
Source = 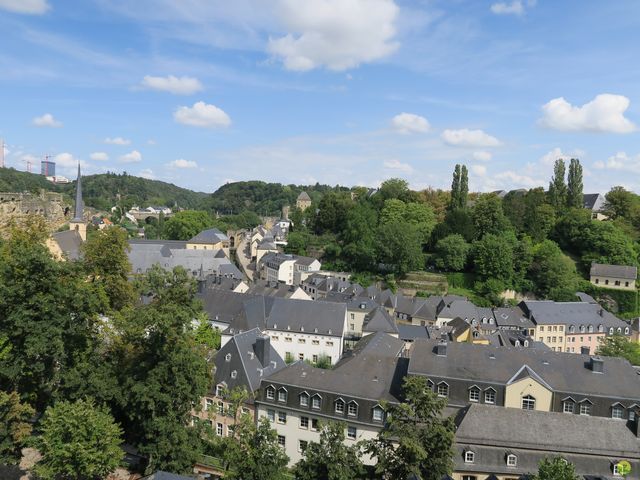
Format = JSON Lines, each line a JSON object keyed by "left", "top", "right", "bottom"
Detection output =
{"left": 189, "top": 227, "right": 228, "bottom": 244}
{"left": 456, "top": 403, "right": 640, "bottom": 459}
{"left": 519, "top": 300, "right": 629, "bottom": 329}
{"left": 408, "top": 339, "right": 640, "bottom": 400}
{"left": 438, "top": 299, "right": 480, "bottom": 321}
{"left": 51, "top": 229, "right": 83, "bottom": 260}
{"left": 583, "top": 193, "right": 605, "bottom": 211}
{"left": 493, "top": 307, "right": 534, "bottom": 329}
{"left": 590, "top": 263, "right": 637, "bottom": 280}
{"left": 214, "top": 328, "right": 286, "bottom": 396}
{"left": 142, "top": 472, "right": 196, "bottom": 480}
{"left": 198, "top": 289, "right": 252, "bottom": 326}
{"left": 265, "top": 332, "right": 405, "bottom": 402}
{"left": 297, "top": 191, "right": 311, "bottom": 201}
{"left": 247, "top": 280, "right": 307, "bottom": 299}
{"left": 397, "top": 324, "right": 431, "bottom": 341}
{"left": 363, "top": 307, "right": 399, "bottom": 335}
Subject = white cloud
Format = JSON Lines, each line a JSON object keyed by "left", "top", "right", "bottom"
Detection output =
{"left": 138, "top": 168, "right": 155, "bottom": 180}
{"left": 32, "top": 113, "right": 62, "bottom": 128}
{"left": 594, "top": 152, "right": 640, "bottom": 174}
{"left": 539, "top": 94, "right": 636, "bottom": 133}
{"left": 472, "top": 151, "right": 492, "bottom": 162}
{"left": 494, "top": 170, "right": 543, "bottom": 189}
{"left": 441, "top": 129, "right": 501, "bottom": 147}
{"left": 167, "top": 158, "right": 198, "bottom": 169}
{"left": 490, "top": 0, "right": 535, "bottom": 16}
{"left": 174, "top": 101, "right": 231, "bottom": 128}
{"left": 90, "top": 152, "right": 109, "bottom": 161}
{"left": 538, "top": 147, "right": 573, "bottom": 166}
{"left": 141, "top": 75, "right": 203, "bottom": 95}
{"left": 471, "top": 165, "right": 487, "bottom": 177}
{"left": 53, "top": 152, "right": 88, "bottom": 169}
{"left": 391, "top": 113, "right": 430, "bottom": 134}
{"left": 119, "top": 150, "right": 142, "bottom": 163}
{"left": 267, "top": 0, "right": 400, "bottom": 71}
{"left": 0, "top": 0, "right": 49, "bottom": 14}
{"left": 383, "top": 159, "right": 413, "bottom": 173}
{"left": 104, "top": 137, "right": 131, "bottom": 145}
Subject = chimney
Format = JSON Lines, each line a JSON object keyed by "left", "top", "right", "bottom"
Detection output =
{"left": 254, "top": 335, "right": 270, "bottom": 366}
{"left": 589, "top": 356, "right": 604, "bottom": 373}
{"left": 435, "top": 340, "right": 447, "bottom": 357}
{"left": 580, "top": 346, "right": 590, "bottom": 355}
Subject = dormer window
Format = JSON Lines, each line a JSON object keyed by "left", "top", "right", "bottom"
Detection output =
{"left": 598, "top": 324, "right": 604, "bottom": 333}
{"left": 311, "top": 394, "right": 321, "bottom": 410}
{"left": 562, "top": 399, "right": 575, "bottom": 414}
{"left": 624, "top": 327, "right": 630, "bottom": 335}
{"left": 215, "top": 384, "right": 225, "bottom": 397}
{"left": 335, "top": 398, "right": 345, "bottom": 414}
{"left": 231, "top": 370, "right": 237, "bottom": 379}
{"left": 588, "top": 325, "right": 594, "bottom": 333}
{"left": 484, "top": 388, "right": 496, "bottom": 404}
{"left": 569, "top": 325, "right": 575, "bottom": 333}
{"left": 611, "top": 404, "right": 625, "bottom": 420}
{"left": 299, "top": 392, "right": 309, "bottom": 407}
{"left": 468, "top": 386, "right": 480, "bottom": 402}
{"left": 372, "top": 406, "right": 384, "bottom": 422}
{"left": 437, "top": 382, "right": 449, "bottom": 398}
{"left": 348, "top": 401, "right": 358, "bottom": 417}
{"left": 506, "top": 454, "right": 517, "bottom": 467}
{"left": 266, "top": 385, "right": 275, "bottom": 400}
{"left": 522, "top": 395, "right": 536, "bottom": 410}
{"left": 464, "top": 451, "right": 475, "bottom": 463}
{"left": 225, "top": 353, "right": 232, "bottom": 362}
{"left": 278, "top": 388, "right": 287, "bottom": 402}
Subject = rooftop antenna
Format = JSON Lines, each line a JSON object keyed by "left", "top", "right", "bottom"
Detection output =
{"left": 0, "top": 138, "right": 5, "bottom": 168}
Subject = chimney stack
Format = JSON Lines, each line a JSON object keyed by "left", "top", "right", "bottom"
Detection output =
{"left": 254, "top": 335, "right": 270, "bottom": 366}
{"left": 589, "top": 356, "right": 604, "bottom": 373}
{"left": 580, "top": 346, "right": 590, "bottom": 355}
{"left": 435, "top": 340, "right": 448, "bottom": 357}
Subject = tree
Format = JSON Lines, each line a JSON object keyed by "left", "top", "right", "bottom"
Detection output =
{"left": 433, "top": 234, "right": 470, "bottom": 271}
{"left": 34, "top": 398, "right": 123, "bottom": 480}
{"left": 472, "top": 234, "right": 515, "bottom": 284}
{"left": 375, "top": 221, "right": 423, "bottom": 275}
{"left": 0, "top": 390, "right": 34, "bottom": 464}
{"left": 378, "top": 178, "right": 412, "bottom": 203}
{"left": 548, "top": 159, "right": 567, "bottom": 212}
{"left": 534, "top": 456, "right": 579, "bottom": 480}
{"left": 314, "top": 192, "right": 352, "bottom": 235}
{"left": 163, "top": 210, "right": 214, "bottom": 240}
{"left": 528, "top": 204, "right": 556, "bottom": 243}
{"left": 449, "top": 164, "right": 468, "bottom": 211}
{"left": 341, "top": 203, "right": 377, "bottom": 271}
{"left": 222, "top": 416, "right": 289, "bottom": 480}
{"left": 604, "top": 186, "right": 636, "bottom": 220}
{"left": 81, "top": 227, "right": 135, "bottom": 311}
{"left": 293, "top": 422, "right": 364, "bottom": 480}
{"left": 597, "top": 334, "right": 640, "bottom": 366}
{"left": 284, "top": 231, "right": 308, "bottom": 255}
{"left": 566, "top": 158, "right": 583, "bottom": 209}
{"left": 472, "top": 194, "right": 510, "bottom": 239}
{"left": 528, "top": 240, "right": 578, "bottom": 301}
{"left": 580, "top": 221, "right": 637, "bottom": 269}
{"left": 193, "top": 314, "right": 221, "bottom": 351}
{"left": 366, "top": 376, "right": 455, "bottom": 480}
{"left": 380, "top": 200, "right": 436, "bottom": 244}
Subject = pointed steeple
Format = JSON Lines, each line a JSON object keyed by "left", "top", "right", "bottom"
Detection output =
{"left": 72, "top": 163, "right": 83, "bottom": 222}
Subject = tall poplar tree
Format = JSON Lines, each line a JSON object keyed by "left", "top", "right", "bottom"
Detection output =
{"left": 548, "top": 159, "right": 567, "bottom": 212}
{"left": 566, "top": 158, "right": 584, "bottom": 209}
{"left": 450, "top": 164, "right": 461, "bottom": 210}
{"left": 459, "top": 165, "right": 469, "bottom": 209}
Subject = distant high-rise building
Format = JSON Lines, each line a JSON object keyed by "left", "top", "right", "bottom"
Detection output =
{"left": 41, "top": 159, "right": 56, "bottom": 176}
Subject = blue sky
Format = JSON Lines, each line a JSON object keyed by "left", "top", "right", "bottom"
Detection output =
{"left": 1, "top": 0, "right": 640, "bottom": 194}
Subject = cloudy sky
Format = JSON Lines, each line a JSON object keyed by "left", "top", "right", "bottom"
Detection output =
{"left": 1, "top": 0, "right": 640, "bottom": 194}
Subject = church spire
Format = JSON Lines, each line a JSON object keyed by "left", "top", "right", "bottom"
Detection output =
{"left": 72, "top": 163, "right": 83, "bottom": 222}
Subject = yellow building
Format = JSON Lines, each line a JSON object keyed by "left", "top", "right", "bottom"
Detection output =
{"left": 296, "top": 191, "right": 312, "bottom": 211}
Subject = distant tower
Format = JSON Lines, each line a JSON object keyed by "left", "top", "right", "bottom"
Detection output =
{"left": 41, "top": 155, "right": 56, "bottom": 176}
{"left": 68, "top": 163, "right": 87, "bottom": 241}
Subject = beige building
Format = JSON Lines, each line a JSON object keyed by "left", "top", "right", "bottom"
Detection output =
{"left": 296, "top": 191, "right": 312, "bottom": 211}
{"left": 590, "top": 263, "right": 637, "bottom": 290}
{"left": 186, "top": 228, "right": 230, "bottom": 256}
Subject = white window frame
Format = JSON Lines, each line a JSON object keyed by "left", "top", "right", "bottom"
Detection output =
{"left": 266, "top": 386, "right": 275, "bottom": 400}
{"left": 437, "top": 382, "right": 449, "bottom": 398}
{"left": 506, "top": 454, "right": 517, "bottom": 467}
{"left": 299, "top": 392, "right": 309, "bottom": 407}
{"left": 522, "top": 395, "right": 536, "bottom": 411}
{"left": 372, "top": 406, "right": 384, "bottom": 422}
{"left": 277, "top": 388, "right": 287, "bottom": 403}
{"left": 469, "top": 387, "right": 480, "bottom": 402}
{"left": 311, "top": 395, "right": 321, "bottom": 410}
{"left": 612, "top": 405, "right": 625, "bottom": 420}
{"left": 464, "top": 451, "right": 475, "bottom": 463}
{"left": 347, "top": 402, "right": 358, "bottom": 417}
{"left": 484, "top": 389, "right": 496, "bottom": 404}
{"left": 300, "top": 416, "right": 309, "bottom": 429}
{"left": 347, "top": 426, "right": 357, "bottom": 440}
{"left": 563, "top": 400, "right": 574, "bottom": 414}
{"left": 579, "top": 402, "right": 591, "bottom": 416}
{"left": 277, "top": 411, "right": 287, "bottom": 424}
{"left": 335, "top": 399, "right": 345, "bottom": 414}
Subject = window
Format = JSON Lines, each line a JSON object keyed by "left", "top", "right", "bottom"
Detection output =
{"left": 225, "top": 353, "right": 231, "bottom": 362}
{"left": 267, "top": 409, "right": 275, "bottom": 422}
{"left": 312, "top": 354, "right": 318, "bottom": 363}
{"left": 216, "top": 423, "right": 224, "bottom": 436}
{"left": 612, "top": 405, "right": 625, "bottom": 420}
{"left": 311, "top": 418, "right": 319, "bottom": 431}
{"left": 437, "top": 383, "right": 449, "bottom": 398}
{"left": 312, "top": 340, "right": 320, "bottom": 346}
{"left": 625, "top": 281, "right": 630, "bottom": 287}
{"left": 298, "top": 353, "right": 304, "bottom": 361}
{"left": 326, "top": 356, "right": 332, "bottom": 364}
{"left": 217, "top": 402, "right": 224, "bottom": 415}
{"left": 469, "top": 387, "right": 480, "bottom": 402}
{"left": 278, "top": 388, "right": 287, "bottom": 403}
{"left": 348, "top": 402, "right": 358, "bottom": 416}
{"left": 326, "top": 341, "right": 334, "bottom": 347}
{"left": 588, "top": 325, "right": 594, "bottom": 333}
{"left": 629, "top": 409, "right": 636, "bottom": 422}
{"left": 300, "top": 393, "right": 309, "bottom": 407}
{"left": 615, "top": 280, "right": 621, "bottom": 286}
{"left": 506, "top": 454, "right": 517, "bottom": 467}
{"left": 335, "top": 399, "right": 345, "bottom": 414}
{"left": 216, "top": 385, "right": 225, "bottom": 397}
{"left": 580, "top": 403, "right": 591, "bottom": 416}
{"left": 271, "top": 336, "right": 279, "bottom": 341}
{"left": 350, "top": 323, "right": 355, "bottom": 331}
{"left": 347, "top": 426, "right": 357, "bottom": 439}
{"left": 522, "top": 395, "right": 536, "bottom": 410}
{"left": 464, "top": 451, "right": 475, "bottom": 463}
{"left": 298, "top": 440, "right": 308, "bottom": 452}
{"left": 614, "top": 464, "right": 622, "bottom": 476}
{"left": 372, "top": 406, "right": 384, "bottom": 422}
{"left": 563, "top": 401, "right": 574, "bottom": 414}
{"left": 230, "top": 370, "right": 237, "bottom": 379}
{"left": 605, "top": 279, "right": 609, "bottom": 285}
{"left": 485, "top": 389, "right": 496, "bottom": 404}
{"left": 462, "top": 476, "right": 477, "bottom": 480}
{"left": 277, "top": 435, "right": 286, "bottom": 448}
{"left": 298, "top": 338, "right": 306, "bottom": 344}
{"left": 311, "top": 395, "right": 321, "bottom": 409}
{"left": 300, "top": 416, "right": 309, "bottom": 429}
{"left": 277, "top": 411, "right": 287, "bottom": 424}
{"left": 266, "top": 386, "right": 275, "bottom": 400}
{"left": 206, "top": 398, "right": 213, "bottom": 411}
{"left": 595, "top": 278, "right": 599, "bottom": 284}
{"left": 285, "top": 337, "right": 292, "bottom": 343}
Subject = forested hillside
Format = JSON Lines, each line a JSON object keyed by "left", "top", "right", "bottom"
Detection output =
{"left": 0, "top": 167, "right": 56, "bottom": 192}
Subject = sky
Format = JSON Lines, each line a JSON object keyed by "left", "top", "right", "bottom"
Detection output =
{"left": 1, "top": 0, "right": 640, "bottom": 194}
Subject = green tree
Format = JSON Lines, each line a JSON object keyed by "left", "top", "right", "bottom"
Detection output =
{"left": 222, "top": 416, "right": 290, "bottom": 480}
{"left": 380, "top": 200, "right": 436, "bottom": 244}
{"left": 314, "top": 192, "right": 351, "bottom": 235}
{"left": 293, "top": 422, "right": 364, "bottom": 480}
{"left": 378, "top": 178, "right": 412, "bottom": 203}
{"left": 81, "top": 227, "right": 135, "bottom": 311}
{"left": 534, "top": 456, "right": 579, "bottom": 480}
{"left": 285, "top": 231, "right": 308, "bottom": 255}
{"left": 375, "top": 221, "right": 423, "bottom": 275}
{"left": 472, "top": 234, "right": 515, "bottom": 284}
{"left": 34, "top": 398, "right": 123, "bottom": 480}
{"left": 163, "top": 210, "right": 214, "bottom": 240}
{"left": 528, "top": 204, "right": 556, "bottom": 243}
{"left": 566, "top": 158, "right": 583, "bottom": 209}
{"left": 366, "top": 376, "right": 455, "bottom": 480}
{"left": 580, "top": 221, "right": 637, "bottom": 269}
{"left": 0, "top": 390, "right": 34, "bottom": 464}
{"left": 528, "top": 240, "right": 578, "bottom": 301}
{"left": 449, "top": 164, "right": 468, "bottom": 211}
{"left": 193, "top": 314, "right": 221, "bottom": 351}
{"left": 548, "top": 159, "right": 567, "bottom": 212}
{"left": 597, "top": 334, "right": 640, "bottom": 366}
{"left": 433, "top": 234, "right": 470, "bottom": 271}
{"left": 604, "top": 186, "right": 636, "bottom": 220}
{"left": 472, "top": 194, "right": 510, "bottom": 239}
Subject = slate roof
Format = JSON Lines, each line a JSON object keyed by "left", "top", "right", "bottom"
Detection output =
{"left": 142, "top": 472, "right": 196, "bottom": 480}
{"left": 519, "top": 300, "right": 629, "bottom": 329}
{"left": 363, "top": 307, "right": 399, "bottom": 335}
{"left": 188, "top": 228, "right": 228, "bottom": 244}
{"left": 590, "top": 263, "right": 637, "bottom": 280}
{"left": 583, "top": 193, "right": 605, "bottom": 211}
{"left": 493, "top": 306, "right": 534, "bottom": 329}
{"left": 247, "top": 280, "right": 308, "bottom": 299}
{"left": 408, "top": 339, "right": 640, "bottom": 400}
{"left": 397, "top": 324, "right": 431, "bottom": 341}
{"left": 265, "top": 332, "right": 405, "bottom": 402}
{"left": 198, "top": 289, "right": 253, "bottom": 326}
{"left": 297, "top": 191, "right": 311, "bottom": 201}
{"left": 51, "top": 229, "right": 83, "bottom": 260}
{"left": 456, "top": 404, "right": 640, "bottom": 459}
{"left": 438, "top": 299, "right": 480, "bottom": 321}
{"left": 214, "top": 328, "right": 286, "bottom": 397}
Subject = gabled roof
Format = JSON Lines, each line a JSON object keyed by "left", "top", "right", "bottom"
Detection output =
{"left": 363, "top": 307, "right": 399, "bottom": 335}
{"left": 519, "top": 300, "right": 628, "bottom": 328}
{"left": 297, "top": 191, "right": 311, "bottom": 201}
{"left": 590, "top": 263, "right": 637, "bottom": 280}
{"left": 583, "top": 193, "right": 605, "bottom": 211}
{"left": 51, "top": 229, "right": 83, "bottom": 260}
{"left": 189, "top": 228, "right": 228, "bottom": 244}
